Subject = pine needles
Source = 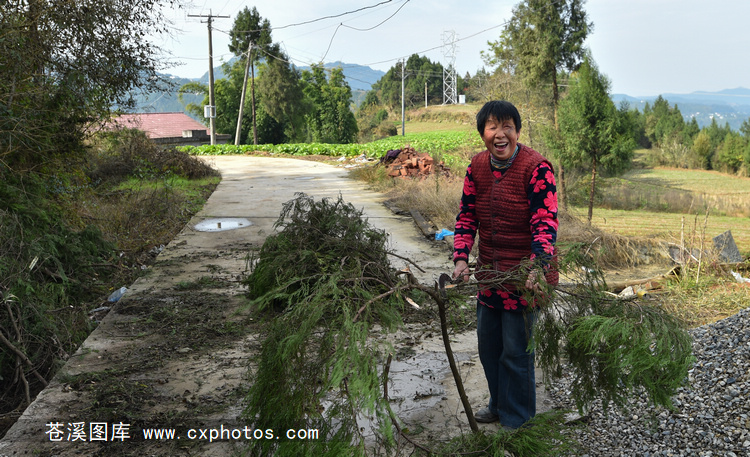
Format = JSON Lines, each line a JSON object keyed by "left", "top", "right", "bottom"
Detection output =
{"left": 535, "top": 243, "right": 695, "bottom": 415}
{"left": 242, "top": 193, "right": 404, "bottom": 456}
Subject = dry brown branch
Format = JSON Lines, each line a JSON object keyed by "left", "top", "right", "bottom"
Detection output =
{"left": 352, "top": 284, "right": 411, "bottom": 322}
{"left": 0, "top": 331, "right": 48, "bottom": 388}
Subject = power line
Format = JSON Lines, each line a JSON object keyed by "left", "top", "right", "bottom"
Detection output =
{"left": 339, "top": 0, "right": 410, "bottom": 32}
{"left": 320, "top": 0, "right": 411, "bottom": 62}
{"left": 273, "top": 0, "right": 395, "bottom": 31}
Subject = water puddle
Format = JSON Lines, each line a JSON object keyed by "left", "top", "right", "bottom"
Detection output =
{"left": 193, "top": 218, "right": 253, "bottom": 232}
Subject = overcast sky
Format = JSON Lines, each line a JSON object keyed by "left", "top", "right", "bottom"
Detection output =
{"left": 154, "top": 0, "right": 750, "bottom": 97}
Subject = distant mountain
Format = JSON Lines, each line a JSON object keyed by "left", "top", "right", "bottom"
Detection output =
{"left": 197, "top": 59, "right": 385, "bottom": 92}
{"left": 293, "top": 61, "right": 385, "bottom": 92}
{"left": 132, "top": 61, "right": 385, "bottom": 115}
{"left": 133, "top": 74, "right": 204, "bottom": 116}
{"left": 611, "top": 87, "right": 750, "bottom": 130}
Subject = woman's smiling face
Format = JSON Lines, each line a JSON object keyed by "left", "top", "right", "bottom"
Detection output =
{"left": 481, "top": 115, "right": 519, "bottom": 161}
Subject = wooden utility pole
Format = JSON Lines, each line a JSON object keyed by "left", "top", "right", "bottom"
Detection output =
{"left": 401, "top": 59, "right": 406, "bottom": 136}
{"left": 189, "top": 11, "right": 229, "bottom": 145}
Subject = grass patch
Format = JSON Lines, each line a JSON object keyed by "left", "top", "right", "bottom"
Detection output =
{"left": 624, "top": 167, "right": 750, "bottom": 195}
{"left": 430, "top": 410, "right": 579, "bottom": 457}
{"left": 78, "top": 175, "right": 219, "bottom": 254}
{"left": 589, "top": 167, "right": 750, "bottom": 217}
{"left": 575, "top": 206, "right": 750, "bottom": 256}
{"left": 660, "top": 267, "right": 750, "bottom": 327}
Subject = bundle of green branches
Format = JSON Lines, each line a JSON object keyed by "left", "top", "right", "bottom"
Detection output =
{"left": 534, "top": 244, "right": 695, "bottom": 415}
{"left": 242, "top": 193, "right": 405, "bottom": 456}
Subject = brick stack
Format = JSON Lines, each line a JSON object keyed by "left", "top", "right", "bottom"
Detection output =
{"left": 384, "top": 147, "right": 438, "bottom": 179}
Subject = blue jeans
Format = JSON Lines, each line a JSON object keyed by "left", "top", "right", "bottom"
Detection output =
{"left": 476, "top": 302, "right": 536, "bottom": 428}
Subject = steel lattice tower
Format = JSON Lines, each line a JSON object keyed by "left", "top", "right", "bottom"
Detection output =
{"left": 442, "top": 31, "right": 458, "bottom": 105}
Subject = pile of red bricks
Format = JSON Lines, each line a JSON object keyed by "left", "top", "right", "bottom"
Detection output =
{"left": 383, "top": 146, "right": 447, "bottom": 179}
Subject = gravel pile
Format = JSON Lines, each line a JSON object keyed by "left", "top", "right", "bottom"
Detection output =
{"left": 547, "top": 306, "right": 750, "bottom": 457}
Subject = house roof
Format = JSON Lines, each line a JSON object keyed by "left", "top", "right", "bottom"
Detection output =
{"left": 111, "top": 112, "right": 208, "bottom": 139}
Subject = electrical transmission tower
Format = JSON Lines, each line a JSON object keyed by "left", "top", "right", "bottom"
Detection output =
{"left": 442, "top": 30, "right": 458, "bottom": 105}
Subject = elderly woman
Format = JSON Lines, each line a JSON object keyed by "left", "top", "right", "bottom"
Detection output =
{"left": 452, "top": 100, "right": 558, "bottom": 428}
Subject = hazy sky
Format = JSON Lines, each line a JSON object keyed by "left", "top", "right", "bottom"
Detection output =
{"left": 154, "top": 0, "right": 750, "bottom": 96}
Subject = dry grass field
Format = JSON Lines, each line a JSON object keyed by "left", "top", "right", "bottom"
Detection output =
{"left": 571, "top": 206, "right": 750, "bottom": 256}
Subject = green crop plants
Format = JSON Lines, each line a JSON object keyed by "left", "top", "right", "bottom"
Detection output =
{"left": 180, "top": 130, "right": 484, "bottom": 163}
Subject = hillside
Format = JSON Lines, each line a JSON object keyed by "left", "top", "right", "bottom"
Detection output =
{"left": 612, "top": 87, "right": 750, "bottom": 130}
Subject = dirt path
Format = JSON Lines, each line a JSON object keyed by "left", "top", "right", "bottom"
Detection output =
{"left": 0, "top": 156, "right": 554, "bottom": 456}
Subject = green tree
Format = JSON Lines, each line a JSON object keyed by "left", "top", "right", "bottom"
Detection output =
{"left": 371, "top": 54, "right": 444, "bottom": 109}
{"left": 488, "top": 0, "right": 591, "bottom": 126}
{"left": 486, "top": 0, "right": 592, "bottom": 210}
{"left": 228, "top": 7, "right": 274, "bottom": 145}
{"left": 301, "top": 65, "right": 358, "bottom": 144}
{"left": 740, "top": 118, "right": 750, "bottom": 139}
{"left": 704, "top": 117, "right": 731, "bottom": 154}
{"left": 684, "top": 117, "right": 700, "bottom": 145}
{"left": 1, "top": 0, "right": 179, "bottom": 168}
{"left": 644, "top": 96, "right": 686, "bottom": 147}
{"left": 177, "top": 81, "right": 209, "bottom": 122}
{"left": 256, "top": 51, "right": 307, "bottom": 143}
{"left": 617, "top": 101, "right": 650, "bottom": 149}
{"left": 714, "top": 131, "right": 746, "bottom": 173}
{"left": 556, "top": 56, "right": 634, "bottom": 223}
{"left": 691, "top": 130, "right": 713, "bottom": 170}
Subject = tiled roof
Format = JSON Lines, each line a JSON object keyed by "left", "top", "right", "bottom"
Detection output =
{"left": 111, "top": 113, "right": 208, "bottom": 139}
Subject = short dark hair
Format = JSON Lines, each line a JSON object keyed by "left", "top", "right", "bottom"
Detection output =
{"left": 476, "top": 100, "right": 522, "bottom": 134}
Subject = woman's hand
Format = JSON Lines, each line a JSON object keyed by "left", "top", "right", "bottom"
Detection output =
{"left": 452, "top": 260, "right": 471, "bottom": 282}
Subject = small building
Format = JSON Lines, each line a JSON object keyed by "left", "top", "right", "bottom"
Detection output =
{"left": 109, "top": 112, "right": 230, "bottom": 146}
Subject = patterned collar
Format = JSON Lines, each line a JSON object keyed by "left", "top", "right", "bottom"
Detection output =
{"left": 489, "top": 145, "right": 520, "bottom": 171}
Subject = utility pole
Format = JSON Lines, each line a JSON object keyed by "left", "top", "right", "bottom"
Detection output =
{"left": 401, "top": 59, "right": 406, "bottom": 136}
{"left": 189, "top": 11, "right": 229, "bottom": 145}
{"left": 235, "top": 40, "right": 252, "bottom": 146}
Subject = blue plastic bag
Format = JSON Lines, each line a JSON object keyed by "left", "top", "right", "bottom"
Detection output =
{"left": 435, "top": 229, "right": 454, "bottom": 241}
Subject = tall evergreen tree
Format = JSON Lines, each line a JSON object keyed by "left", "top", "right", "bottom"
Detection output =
{"left": 644, "top": 96, "right": 686, "bottom": 147}
{"left": 256, "top": 51, "right": 307, "bottom": 143}
{"left": 486, "top": 0, "right": 592, "bottom": 209}
{"left": 714, "top": 131, "right": 746, "bottom": 173}
{"left": 488, "top": 0, "right": 591, "bottom": 127}
{"left": 556, "top": 55, "right": 634, "bottom": 223}
{"left": 301, "top": 65, "right": 358, "bottom": 144}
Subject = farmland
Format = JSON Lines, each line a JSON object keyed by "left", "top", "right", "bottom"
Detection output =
{"left": 185, "top": 114, "right": 750, "bottom": 256}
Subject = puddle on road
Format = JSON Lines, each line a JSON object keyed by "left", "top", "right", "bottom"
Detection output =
{"left": 194, "top": 218, "right": 253, "bottom": 232}
{"left": 292, "top": 176, "right": 317, "bottom": 180}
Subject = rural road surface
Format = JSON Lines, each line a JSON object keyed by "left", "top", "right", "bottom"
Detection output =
{"left": 0, "top": 156, "right": 554, "bottom": 456}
